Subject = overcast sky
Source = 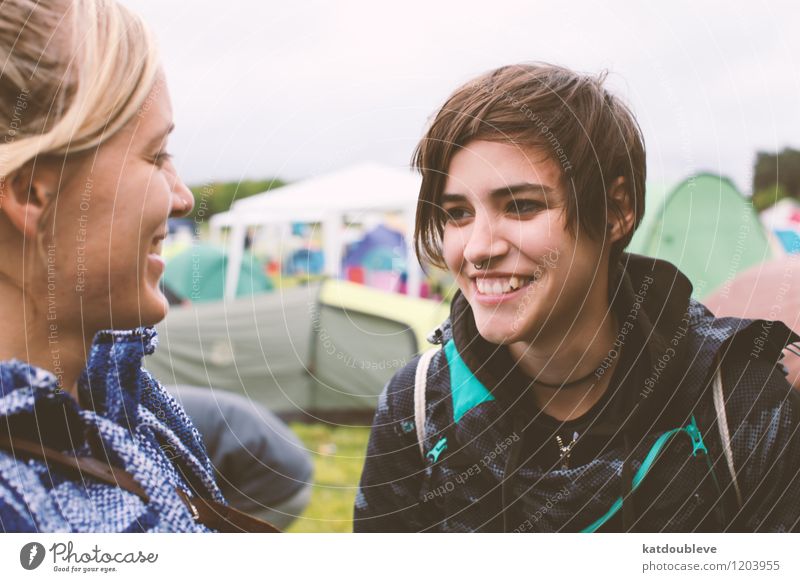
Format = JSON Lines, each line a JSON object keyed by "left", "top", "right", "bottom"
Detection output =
{"left": 122, "top": 0, "right": 800, "bottom": 195}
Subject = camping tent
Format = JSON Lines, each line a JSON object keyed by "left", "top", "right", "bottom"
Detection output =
{"left": 343, "top": 224, "right": 405, "bottom": 271}
{"left": 163, "top": 243, "right": 273, "bottom": 303}
{"left": 760, "top": 198, "right": 800, "bottom": 254}
{"left": 703, "top": 256, "right": 800, "bottom": 389}
{"left": 145, "top": 279, "right": 449, "bottom": 422}
{"left": 209, "top": 163, "right": 424, "bottom": 298}
{"left": 628, "top": 174, "right": 773, "bottom": 299}
{"left": 627, "top": 182, "right": 670, "bottom": 255}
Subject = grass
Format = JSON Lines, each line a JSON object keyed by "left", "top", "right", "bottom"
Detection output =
{"left": 286, "top": 423, "right": 371, "bottom": 533}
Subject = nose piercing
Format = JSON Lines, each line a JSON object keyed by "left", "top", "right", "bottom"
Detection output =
{"left": 474, "top": 261, "right": 486, "bottom": 270}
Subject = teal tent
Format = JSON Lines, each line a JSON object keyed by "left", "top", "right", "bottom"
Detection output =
{"left": 163, "top": 243, "right": 273, "bottom": 303}
{"left": 627, "top": 174, "right": 773, "bottom": 299}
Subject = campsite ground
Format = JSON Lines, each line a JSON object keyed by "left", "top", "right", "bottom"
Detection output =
{"left": 287, "top": 423, "right": 371, "bottom": 533}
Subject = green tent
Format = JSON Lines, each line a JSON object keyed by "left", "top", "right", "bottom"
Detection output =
{"left": 627, "top": 182, "right": 670, "bottom": 255}
{"left": 627, "top": 174, "right": 773, "bottom": 299}
{"left": 163, "top": 243, "right": 273, "bottom": 303}
{"left": 146, "top": 280, "right": 449, "bottom": 422}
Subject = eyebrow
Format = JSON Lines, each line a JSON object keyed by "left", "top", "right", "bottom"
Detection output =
{"left": 441, "top": 182, "right": 555, "bottom": 204}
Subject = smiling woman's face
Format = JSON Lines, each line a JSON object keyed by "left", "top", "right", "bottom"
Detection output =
{"left": 45, "top": 74, "right": 194, "bottom": 332}
{"left": 441, "top": 140, "right": 613, "bottom": 346}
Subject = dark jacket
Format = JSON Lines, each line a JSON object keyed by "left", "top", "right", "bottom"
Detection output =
{"left": 354, "top": 253, "right": 800, "bottom": 532}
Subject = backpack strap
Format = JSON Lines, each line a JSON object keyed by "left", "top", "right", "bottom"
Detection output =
{"left": 711, "top": 356, "right": 744, "bottom": 508}
{"left": 414, "top": 347, "right": 440, "bottom": 459}
{"left": 0, "top": 435, "right": 280, "bottom": 533}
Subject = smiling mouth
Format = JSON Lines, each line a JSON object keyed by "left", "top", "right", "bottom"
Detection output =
{"left": 149, "top": 234, "right": 166, "bottom": 256}
{"left": 474, "top": 273, "right": 541, "bottom": 295}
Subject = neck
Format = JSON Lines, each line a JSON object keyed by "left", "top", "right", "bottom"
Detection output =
{"left": 0, "top": 277, "right": 90, "bottom": 401}
{"left": 507, "top": 289, "right": 620, "bottom": 421}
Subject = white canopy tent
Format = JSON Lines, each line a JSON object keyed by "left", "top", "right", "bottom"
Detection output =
{"left": 209, "top": 163, "right": 425, "bottom": 298}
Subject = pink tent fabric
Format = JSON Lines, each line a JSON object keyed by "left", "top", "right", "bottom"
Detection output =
{"left": 704, "top": 257, "right": 800, "bottom": 389}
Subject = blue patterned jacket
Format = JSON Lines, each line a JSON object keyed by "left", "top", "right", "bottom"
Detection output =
{"left": 0, "top": 328, "right": 225, "bottom": 532}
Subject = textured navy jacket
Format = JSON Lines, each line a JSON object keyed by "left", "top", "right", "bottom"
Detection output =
{"left": 0, "top": 328, "right": 225, "bottom": 532}
{"left": 354, "top": 253, "right": 800, "bottom": 532}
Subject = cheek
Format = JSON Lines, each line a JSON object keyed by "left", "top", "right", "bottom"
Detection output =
{"left": 518, "top": 214, "right": 560, "bottom": 249}
{"left": 76, "top": 215, "right": 141, "bottom": 293}
{"left": 441, "top": 226, "right": 466, "bottom": 273}
{"left": 562, "top": 237, "right": 601, "bottom": 277}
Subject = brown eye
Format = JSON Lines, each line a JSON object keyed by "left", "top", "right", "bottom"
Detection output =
{"left": 443, "top": 207, "right": 472, "bottom": 222}
{"left": 508, "top": 199, "right": 541, "bottom": 215}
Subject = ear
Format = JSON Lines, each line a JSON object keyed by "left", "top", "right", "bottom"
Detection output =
{"left": 606, "top": 176, "right": 636, "bottom": 243}
{"left": 0, "top": 161, "right": 57, "bottom": 239}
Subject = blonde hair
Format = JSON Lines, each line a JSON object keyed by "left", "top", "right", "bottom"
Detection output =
{"left": 0, "top": 0, "right": 160, "bottom": 179}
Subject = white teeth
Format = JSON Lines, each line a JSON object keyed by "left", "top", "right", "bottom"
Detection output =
{"left": 475, "top": 275, "right": 537, "bottom": 295}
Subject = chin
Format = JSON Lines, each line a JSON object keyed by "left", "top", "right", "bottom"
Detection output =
{"left": 476, "top": 305, "right": 552, "bottom": 346}
{"left": 148, "top": 294, "right": 170, "bottom": 325}
{"left": 473, "top": 315, "right": 524, "bottom": 346}
{"left": 137, "top": 288, "right": 169, "bottom": 327}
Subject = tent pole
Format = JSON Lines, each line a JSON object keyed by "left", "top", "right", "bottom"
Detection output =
{"left": 407, "top": 257, "right": 423, "bottom": 298}
{"left": 323, "top": 213, "right": 343, "bottom": 279}
{"left": 225, "top": 219, "right": 246, "bottom": 300}
{"left": 208, "top": 214, "right": 223, "bottom": 246}
{"left": 404, "top": 206, "right": 422, "bottom": 297}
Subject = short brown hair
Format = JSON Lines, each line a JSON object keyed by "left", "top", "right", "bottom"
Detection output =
{"left": 412, "top": 62, "right": 646, "bottom": 273}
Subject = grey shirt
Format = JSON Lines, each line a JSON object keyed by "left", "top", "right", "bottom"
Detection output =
{"left": 167, "top": 385, "right": 312, "bottom": 513}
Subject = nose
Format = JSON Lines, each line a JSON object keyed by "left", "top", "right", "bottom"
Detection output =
{"left": 462, "top": 212, "right": 509, "bottom": 270}
{"left": 168, "top": 170, "right": 195, "bottom": 218}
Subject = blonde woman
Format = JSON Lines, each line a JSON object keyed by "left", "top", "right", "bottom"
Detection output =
{"left": 0, "top": 0, "right": 272, "bottom": 532}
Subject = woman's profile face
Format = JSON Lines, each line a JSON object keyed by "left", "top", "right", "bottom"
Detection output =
{"left": 440, "top": 140, "right": 612, "bottom": 346}
{"left": 45, "top": 73, "right": 194, "bottom": 332}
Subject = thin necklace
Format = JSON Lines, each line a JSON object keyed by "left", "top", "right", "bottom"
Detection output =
{"left": 533, "top": 365, "right": 603, "bottom": 389}
{"left": 533, "top": 314, "right": 622, "bottom": 390}
{"left": 555, "top": 431, "right": 580, "bottom": 470}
